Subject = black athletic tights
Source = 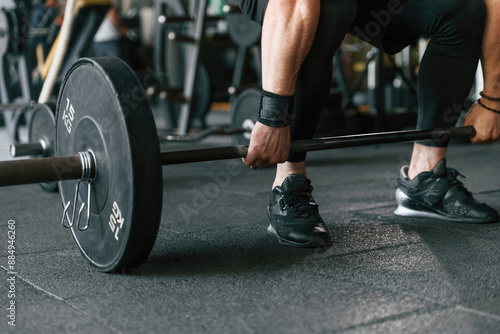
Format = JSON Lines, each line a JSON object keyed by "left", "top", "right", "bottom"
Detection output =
{"left": 237, "top": 0, "right": 486, "bottom": 162}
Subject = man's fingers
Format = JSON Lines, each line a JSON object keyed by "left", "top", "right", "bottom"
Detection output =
{"left": 242, "top": 155, "right": 256, "bottom": 168}
{"left": 242, "top": 152, "right": 264, "bottom": 170}
{"left": 243, "top": 152, "right": 286, "bottom": 170}
{"left": 241, "top": 122, "right": 291, "bottom": 170}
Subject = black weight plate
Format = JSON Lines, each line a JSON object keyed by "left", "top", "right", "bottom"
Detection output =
{"left": 226, "top": 11, "right": 261, "bottom": 47}
{"left": 29, "top": 102, "right": 58, "bottom": 192}
{"left": 231, "top": 88, "right": 260, "bottom": 146}
{"left": 0, "top": 9, "right": 25, "bottom": 55}
{"left": 55, "top": 57, "right": 163, "bottom": 272}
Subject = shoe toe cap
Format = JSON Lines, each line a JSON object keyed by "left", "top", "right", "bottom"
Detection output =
{"left": 467, "top": 203, "right": 500, "bottom": 222}
{"left": 283, "top": 223, "right": 332, "bottom": 247}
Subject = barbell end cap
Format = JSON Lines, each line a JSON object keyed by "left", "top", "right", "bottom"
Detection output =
{"left": 39, "top": 139, "right": 48, "bottom": 156}
{"left": 8, "top": 145, "right": 16, "bottom": 158}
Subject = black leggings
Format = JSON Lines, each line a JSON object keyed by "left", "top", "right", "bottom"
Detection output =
{"left": 237, "top": 0, "right": 486, "bottom": 162}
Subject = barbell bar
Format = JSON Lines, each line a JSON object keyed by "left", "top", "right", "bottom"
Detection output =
{"left": 0, "top": 102, "right": 35, "bottom": 111}
{"left": 0, "top": 126, "right": 476, "bottom": 186}
{"left": 159, "top": 126, "right": 475, "bottom": 165}
{"left": 0, "top": 57, "right": 478, "bottom": 273}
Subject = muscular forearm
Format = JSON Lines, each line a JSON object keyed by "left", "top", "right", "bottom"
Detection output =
{"left": 482, "top": 0, "right": 500, "bottom": 96}
{"left": 243, "top": 0, "right": 320, "bottom": 169}
{"left": 261, "top": 0, "right": 320, "bottom": 95}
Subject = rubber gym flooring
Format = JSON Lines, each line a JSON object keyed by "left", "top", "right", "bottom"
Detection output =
{"left": 1, "top": 112, "right": 500, "bottom": 333}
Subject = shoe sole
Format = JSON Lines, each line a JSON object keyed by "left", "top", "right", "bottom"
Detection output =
{"left": 266, "top": 225, "right": 331, "bottom": 248}
{"left": 394, "top": 188, "right": 499, "bottom": 224}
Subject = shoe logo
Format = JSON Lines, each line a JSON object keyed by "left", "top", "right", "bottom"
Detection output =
{"left": 314, "top": 226, "right": 326, "bottom": 233}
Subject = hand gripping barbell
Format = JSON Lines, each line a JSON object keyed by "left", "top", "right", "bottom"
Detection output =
{"left": 0, "top": 57, "right": 477, "bottom": 272}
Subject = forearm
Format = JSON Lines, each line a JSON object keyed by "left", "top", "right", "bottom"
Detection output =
{"left": 482, "top": 0, "right": 500, "bottom": 97}
{"left": 261, "top": 0, "right": 320, "bottom": 95}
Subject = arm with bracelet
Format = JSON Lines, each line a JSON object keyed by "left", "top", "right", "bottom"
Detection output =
{"left": 464, "top": 0, "right": 500, "bottom": 144}
{"left": 242, "top": 0, "right": 320, "bottom": 169}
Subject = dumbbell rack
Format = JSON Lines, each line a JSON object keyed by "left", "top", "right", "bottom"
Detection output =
{"left": 0, "top": 53, "right": 33, "bottom": 142}
{"left": 223, "top": 0, "right": 262, "bottom": 101}
{"left": 153, "top": 0, "right": 212, "bottom": 136}
{"left": 0, "top": 0, "right": 110, "bottom": 144}
{"left": 0, "top": 5, "right": 34, "bottom": 143}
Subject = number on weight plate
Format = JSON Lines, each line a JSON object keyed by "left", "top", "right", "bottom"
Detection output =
{"left": 62, "top": 98, "right": 76, "bottom": 134}
{"left": 108, "top": 201, "right": 125, "bottom": 241}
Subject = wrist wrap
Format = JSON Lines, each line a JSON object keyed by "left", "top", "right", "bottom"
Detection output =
{"left": 257, "top": 90, "right": 294, "bottom": 127}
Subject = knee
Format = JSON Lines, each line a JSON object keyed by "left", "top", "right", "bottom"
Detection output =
{"left": 428, "top": 0, "right": 486, "bottom": 46}
{"left": 438, "top": 0, "right": 486, "bottom": 30}
{"left": 321, "top": 0, "right": 357, "bottom": 27}
{"left": 310, "top": 0, "right": 357, "bottom": 58}
{"left": 318, "top": 0, "right": 357, "bottom": 31}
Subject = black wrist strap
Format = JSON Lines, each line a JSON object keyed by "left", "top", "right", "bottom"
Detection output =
{"left": 257, "top": 90, "right": 294, "bottom": 128}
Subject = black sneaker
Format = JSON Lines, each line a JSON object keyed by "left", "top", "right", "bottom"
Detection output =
{"left": 395, "top": 159, "right": 499, "bottom": 223}
{"left": 267, "top": 174, "right": 332, "bottom": 248}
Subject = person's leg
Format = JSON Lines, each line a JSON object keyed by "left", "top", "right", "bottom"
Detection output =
{"left": 268, "top": 0, "right": 356, "bottom": 247}
{"left": 359, "top": 0, "right": 498, "bottom": 222}
{"left": 350, "top": 0, "right": 485, "bottom": 176}
{"left": 402, "top": 1, "right": 485, "bottom": 178}
{"left": 273, "top": 0, "right": 357, "bottom": 187}
{"left": 376, "top": 0, "right": 485, "bottom": 178}
{"left": 239, "top": 0, "right": 357, "bottom": 247}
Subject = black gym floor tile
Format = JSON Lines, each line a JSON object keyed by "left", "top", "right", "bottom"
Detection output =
{"left": 310, "top": 239, "right": 500, "bottom": 305}
{"left": 341, "top": 306, "right": 500, "bottom": 334}
{"left": 62, "top": 267, "right": 429, "bottom": 334}
{"left": 461, "top": 296, "right": 500, "bottom": 318}
{"left": 0, "top": 275, "right": 113, "bottom": 333}
{"left": 0, "top": 185, "right": 76, "bottom": 255}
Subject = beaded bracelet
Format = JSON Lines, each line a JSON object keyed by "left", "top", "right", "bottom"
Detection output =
{"left": 479, "top": 91, "right": 500, "bottom": 102}
{"left": 477, "top": 98, "right": 500, "bottom": 114}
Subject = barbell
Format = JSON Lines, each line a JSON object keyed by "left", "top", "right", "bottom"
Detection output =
{"left": 0, "top": 57, "right": 476, "bottom": 272}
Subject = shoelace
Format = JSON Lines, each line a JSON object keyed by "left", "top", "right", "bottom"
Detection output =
{"left": 446, "top": 168, "right": 472, "bottom": 197}
{"left": 280, "top": 187, "right": 318, "bottom": 218}
{"left": 416, "top": 169, "right": 472, "bottom": 207}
